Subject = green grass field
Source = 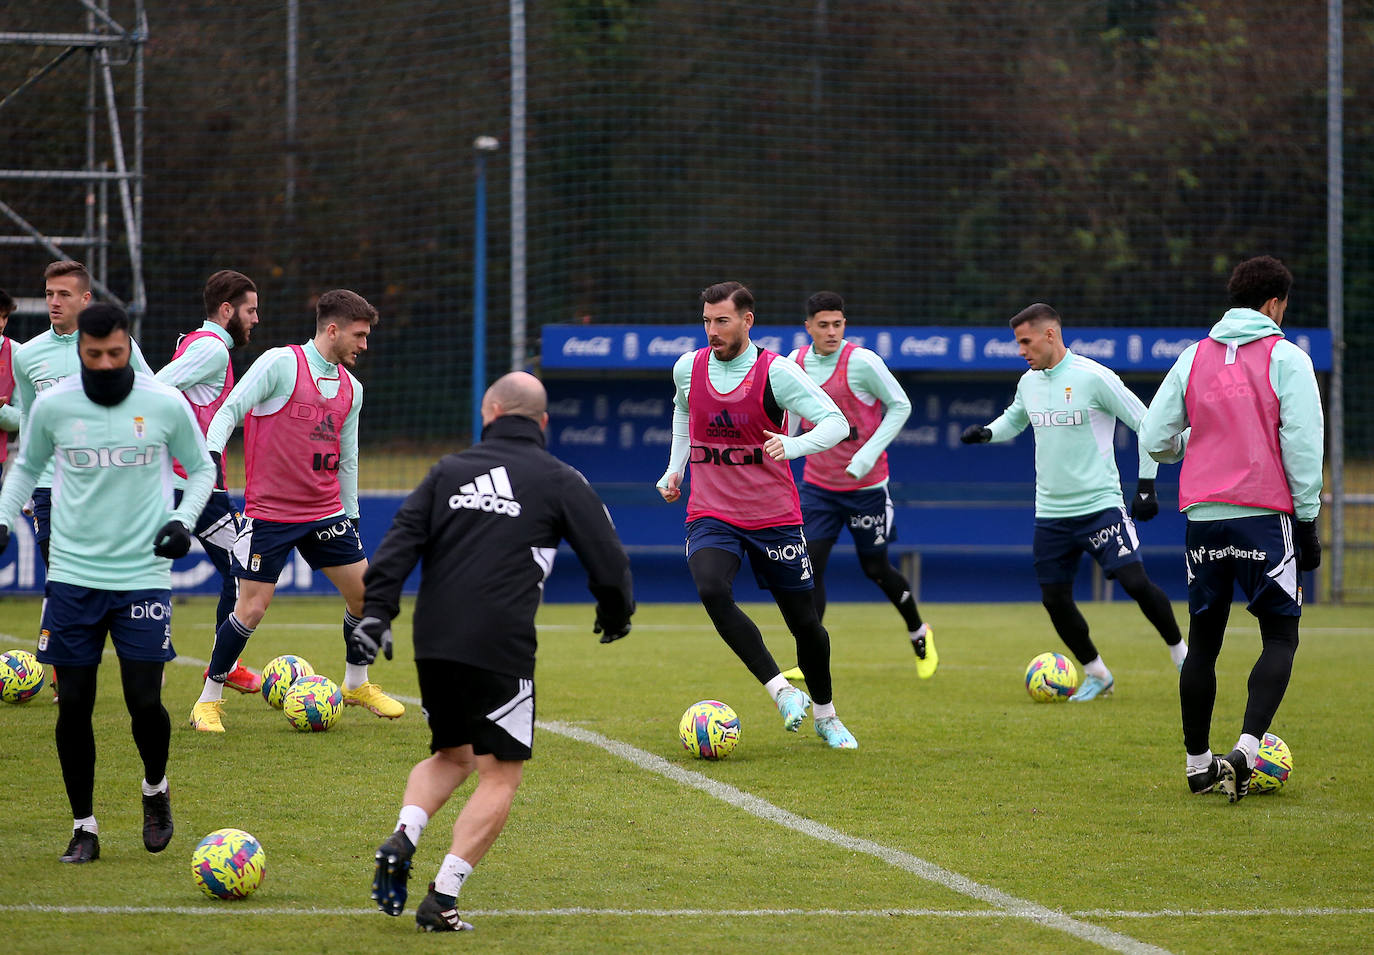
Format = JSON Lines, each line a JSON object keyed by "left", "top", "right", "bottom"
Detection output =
{"left": 1, "top": 596, "right": 1371, "bottom": 953}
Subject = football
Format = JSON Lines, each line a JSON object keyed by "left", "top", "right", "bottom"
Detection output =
{"left": 260, "top": 654, "right": 315, "bottom": 709}
{"left": 282, "top": 674, "right": 343, "bottom": 732}
{"left": 679, "top": 700, "right": 741, "bottom": 759}
{"left": 1250, "top": 732, "right": 1292, "bottom": 794}
{"left": 0, "top": 649, "right": 45, "bottom": 703}
{"left": 1025, "top": 652, "right": 1080, "bottom": 702}
{"left": 191, "top": 827, "right": 266, "bottom": 900}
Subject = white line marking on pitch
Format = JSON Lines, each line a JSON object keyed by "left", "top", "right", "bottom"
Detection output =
{"left": 4, "top": 903, "right": 1370, "bottom": 919}
{"left": 541, "top": 721, "right": 1169, "bottom": 955}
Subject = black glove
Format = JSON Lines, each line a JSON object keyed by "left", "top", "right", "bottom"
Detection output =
{"left": 1295, "top": 521, "right": 1321, "bottom": 572}
{"left": 960, "top": 425, "right": 992, "bottom": 445}
{"left": 0, "top": 523, "right": 8, "bottom": 557}
{"left": 209, "top": 450, "right": 226, "bottom": 488}
{"left": 593, "top": 615, "right": 632, "bottom": 644}
{"left": 349, "top": 615, "right": 394, "bottom": 663}
{"left": 1130, "top": 478, "right": 1159, "bottom": 522}
{"left": 153, "top": 520, "right": 192, "bottom": 559}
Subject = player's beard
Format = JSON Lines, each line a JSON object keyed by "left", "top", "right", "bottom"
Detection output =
{"left": 226, "top": 312, "right": 250, "bottom": 347}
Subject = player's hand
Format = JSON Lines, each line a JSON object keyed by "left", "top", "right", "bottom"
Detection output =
{"left": 960, "top": 425, "right": 992, "bottom": 444}
{"left": 762, "top": 430, "right": 787, "bottom": 461}
{"left": 593, "top": 616, "right": 632, "bottom": 644}
{"left": 209, "top": 449, "right": 226, "bottom": 488}
{"left": 1295, "top": 521, "right": 1321, "bottom": 572}
{"left": 152, "top": 520, "right": 192, "bottom": 559}
{"left": 658, "top": 472, "right": 682, "bottom": 503}
{"left": 349, "top": 615, "right": 394, "bottom": 663}
{"left": 0, "top": 523, "right": 8, "bottom": 557}
{"left": 1130, "top": 478, "right": 1159, "bottom": 522}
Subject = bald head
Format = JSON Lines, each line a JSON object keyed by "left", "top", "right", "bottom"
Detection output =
{"left": 481, "top": 371, "right": 548, "bottom": 427}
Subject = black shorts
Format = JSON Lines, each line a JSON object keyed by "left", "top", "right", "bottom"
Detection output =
{"left": 416, "top": 660, "right": 534, "bottom": 761}
{"left": 1185, "top": 513, "right": 1302, "bottom": 617}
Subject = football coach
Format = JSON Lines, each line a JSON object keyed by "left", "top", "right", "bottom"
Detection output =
{"left": 351, "top": 370, "right": 634, "bottom": 932}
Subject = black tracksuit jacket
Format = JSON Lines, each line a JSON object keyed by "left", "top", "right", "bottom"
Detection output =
{"left": 361, "top": 414, "right": 634, "bottom": 678}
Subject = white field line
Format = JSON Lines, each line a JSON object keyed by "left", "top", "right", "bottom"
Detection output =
{"left": 541, "top": 721, "right": 1168, "bottom": 955}
{"left": 4, "top": 904, "right": 1370, "bottom": 919}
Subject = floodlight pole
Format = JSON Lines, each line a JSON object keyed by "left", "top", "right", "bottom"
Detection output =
{"left": 473, "top": 135, "right": 501, "bottom": 443}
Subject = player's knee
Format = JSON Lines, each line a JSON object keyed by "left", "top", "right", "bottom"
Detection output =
{"left": 694, "top": 575, "right": 734, "bottom": 609}
{"left": 857, "top": 552, "right": 888, "bottom": 581}
{"left": 1258, "top": 614, "right": 1300, "bottom": 651}
{"left": 1040, "top": 583, "right": 1075, "bottom": 614}
{"left": 1113, "top": 561, "right": 1151, "bottom": 599}
{"left": 234, "top": 600, "right": 270, "bottom": 629}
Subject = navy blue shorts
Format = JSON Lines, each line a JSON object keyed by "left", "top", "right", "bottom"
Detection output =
{"left": 417, "top": 659, "right": 534, "bottom": 761}
{"left": 1185, "top": 514, "right": 1301, "bottom": 617}
{"left": 686, "top": 516, "right": 814, "bottom": 592}
{"left": 799, "top": 481, "right": 895, "bottom": 553}
{"left": 28, "top": 486, "right": 51, "bottom": 544}
{"left": 36, "top": 582, "right": 175, "bottom": 667}
{"left": 1033, "top": 506, "right": 1142, "bottom": 585}
{"left": 231, "top": 515, "right": 364, "bottom": 582}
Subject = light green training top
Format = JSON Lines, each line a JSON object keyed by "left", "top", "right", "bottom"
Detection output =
{"left": 11, "top": 326, "right": 151, "bottom": 487}
{"left": 1140, "top": 307, "right": 1324, "bottom": 522}
{"left": 155, "top": 321, "right": 234, "bottom": 491}
{"left": 785, "top": 341, "right": 912, "bottom": 486}
{"left": 987, "top": 349, "right": 1170, "bottom": 519}
{"left": 657, "top": 341, "right": 849, "bottom": 489}
{"left": 0, "top": 373, "right": 214, "bottom": 590}
{"left": 205, "top": 340, "right": 362, "bottom": 519}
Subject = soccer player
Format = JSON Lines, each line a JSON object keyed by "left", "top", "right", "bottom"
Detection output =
{"left": 0, "top": 303, "right": 214, "bottom": 863}
{"left": 1140, "top": 255, "right": 1323, "bottom": 802}
{"left": 960, "top": 303, "right": 1186, "bottom": 700}
{"left": 189, "top": 289, "right": 403, "bottom": 732}
{"left": 11, "top": 261, "right": 152, "bottom": 567}
{"left": 357, "top": 371, "right": 633, "bottom": 932}
{"left": 155, "top": 270, "right": 261, "bottom": 694}
{"left": 785, "top": 291, "right": 935, "bottom": 676}
{"left": 657, "top": 281, "right": 859, "bottom": 749}
{"left": 0, "top": 288, "right": 18, "bottom": 486}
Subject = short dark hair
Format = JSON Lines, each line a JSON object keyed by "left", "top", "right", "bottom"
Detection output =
{"left": 806, "top": 291, "right": 845, "bottom": 318}
{"left": 45, "top": 259, "right": 90, "bottom": 292}
{"left": 700, "top": 281, "right": 754, "bottom": 313}
{"left": 204, "top": 270, "right": 257, "bottom": 318}
{"left": 1010, "top": 302, "right": 1061, "bottom": 329}
{"left": 1227, "top": 256, "right": 1292, "bottom": 309}
{"left": 315, "top": 289, "right": 378, "bottom": 332}
{"left": 78, "top": 302, "right": 130, "bottom": 339}
{"left": 0, "top": 287, "right": 14, "bottom": 318}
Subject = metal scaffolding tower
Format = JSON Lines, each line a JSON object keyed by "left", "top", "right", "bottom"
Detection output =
{"left": 0, "top": 2, "right": 147, "bottom": 328}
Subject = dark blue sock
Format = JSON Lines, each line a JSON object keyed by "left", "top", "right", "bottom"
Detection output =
{"left": 208, "top": 614, "right": 253, "bottom": 681}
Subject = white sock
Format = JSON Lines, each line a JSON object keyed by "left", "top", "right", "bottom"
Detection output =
{"left": 1083, "top": 656, "right": 1111, "bottom": 681}
{"left": 910, "top": 623, "right": 928, "bottom": 641}
{"left": 764, "top": 675, "right": 790, "bottom": 700}
{"left": 813, "top": 701, "right": 836, "bottom": 720}
{"left": 1186, "top": 751, "right": 1214, "bottom": 774}
{"left": 1236, "top": 734, "right": 1260, "bottom": 769}
{"left": 198, "top": 678, "right": 224, "bottom": 704}
{"left": 396, "top": 805, "right": 429, "bottom": 845}
{"left": 344, "top": 663, "right": 369, "bottom": 691}
{"left": 1169, "top": 642, "right": 1188, "bottom": 667}
{"left": 434, "top": 854, "right": 474, "bottom": 898}
{"left": 142, "top": 776, "right": 168, "bottom": 796}
{"left": 74, "top": 815, "right": 98, "bottom": 835}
